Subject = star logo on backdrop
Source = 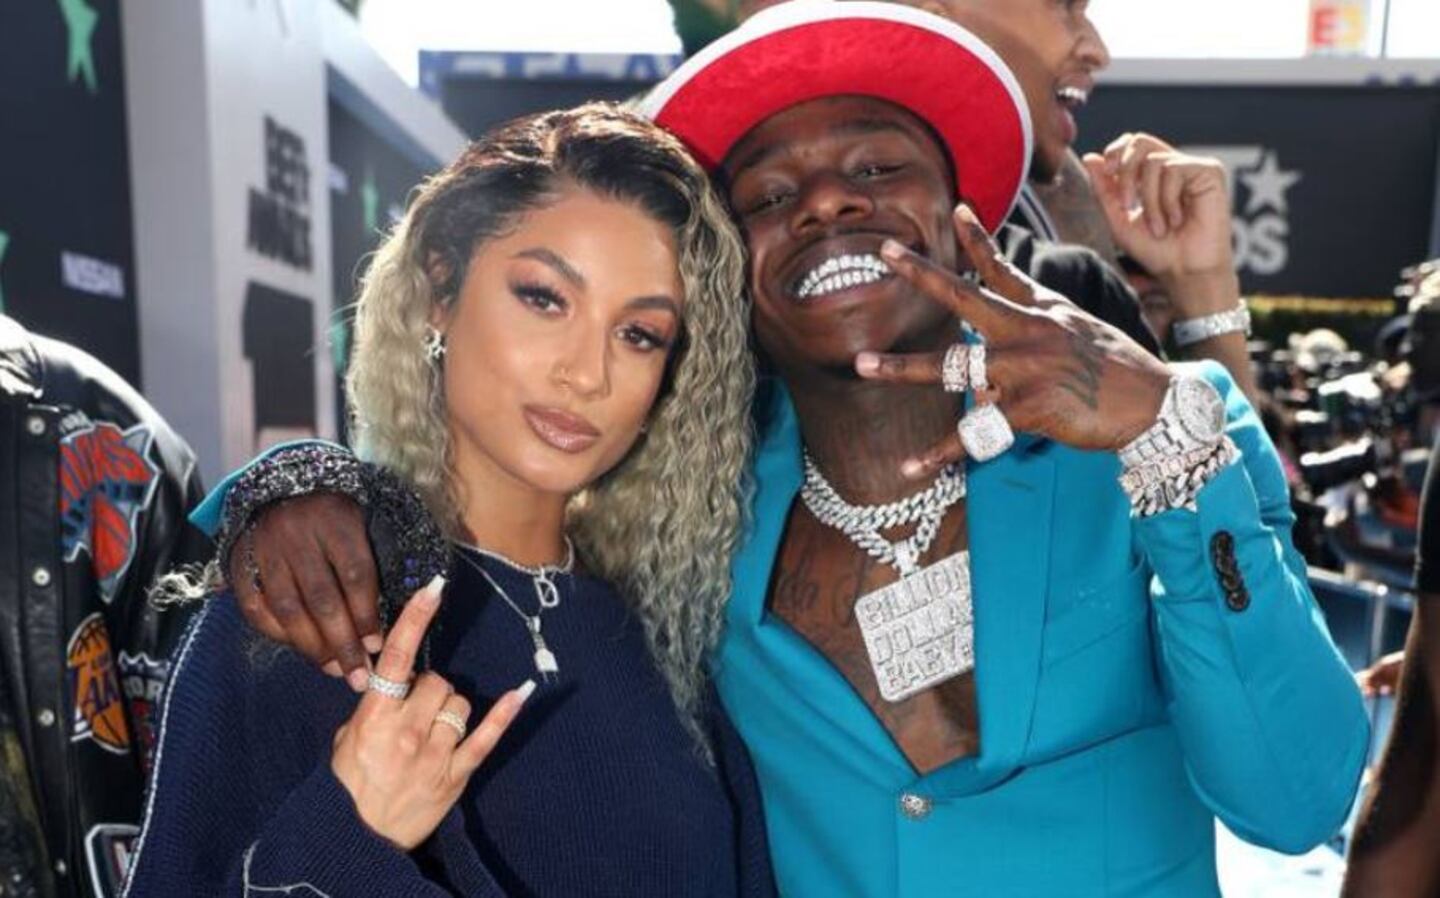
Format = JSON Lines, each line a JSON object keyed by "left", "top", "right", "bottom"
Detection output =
{"left": 1240, "top": 151, "right": 1302, "bottom": 215}
{"left": 361, "top": 169, "right": 380, "bottom": 235}
{"left": 0, "top": 231, "right": 9, "bottom": 311}
{"left": 57, "top": 0, "right": 99, "bottom": 93}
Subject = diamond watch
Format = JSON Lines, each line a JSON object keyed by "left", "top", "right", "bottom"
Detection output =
{"left": 1118, "top": 376, "right": 1236, "bottom": 515}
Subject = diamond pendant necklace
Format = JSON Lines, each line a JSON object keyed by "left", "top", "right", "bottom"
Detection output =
{"left": 799, "top": 453, "right": 975, "bottom": 703}
{"left": 454, "top": 539, "right": 573, "bottom": 681}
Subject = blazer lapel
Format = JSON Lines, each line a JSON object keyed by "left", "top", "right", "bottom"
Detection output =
{"left": 963, "top": 434, "right": 1055, "bottom": 782}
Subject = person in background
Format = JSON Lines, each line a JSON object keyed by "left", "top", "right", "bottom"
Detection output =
{"left": 1343, "top": 434, "right": 1440, "bottom": 896}
{"left": 0, "top": 313, "right": 208, "bottom": 898}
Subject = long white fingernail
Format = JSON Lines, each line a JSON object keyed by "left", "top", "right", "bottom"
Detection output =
{"left": 421, "top": 574, "right": 446, "bottom": 604}
{"left": 515, "top": 679, "right": 537, "bottom": 704}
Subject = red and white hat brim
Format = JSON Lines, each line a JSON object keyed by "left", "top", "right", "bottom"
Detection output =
{"left": 642, "top": 1, "right": 1033, "bottom": 233}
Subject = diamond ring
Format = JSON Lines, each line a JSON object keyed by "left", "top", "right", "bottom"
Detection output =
{"left": 434, "top": 709, "right": 467, "bottom": 739}
{"left": 967, "top": 343, "right": 989, "bottom": 392}
{"left": 366, "top": 671, "right": 410, "bottom": 700}
{"left": 957, "top": 403, "right": 1014, "bottom": 462}
{"left": 941, "top": 343, "right": 969, "bottom": 393}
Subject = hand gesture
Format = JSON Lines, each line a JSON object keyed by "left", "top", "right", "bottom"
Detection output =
{"left": 856, "top": 205, "right": 1172, "bottom": 479}
{"left": 1082, "top": 132, "right": 1234, "bottom": 280}
{"left": 331, "top": 576, "right": 533, "bottom": 851}
{"left": 229, "top": 493, "right": 383, "bottom": 692}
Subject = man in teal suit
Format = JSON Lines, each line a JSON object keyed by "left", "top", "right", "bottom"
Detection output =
{"left": 200, "top": 6, "right": 1368, "bottom": 895}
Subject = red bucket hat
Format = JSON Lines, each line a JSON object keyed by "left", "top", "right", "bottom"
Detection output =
{"left": 641, "top": 1, "right": 1033, "bottom": 233}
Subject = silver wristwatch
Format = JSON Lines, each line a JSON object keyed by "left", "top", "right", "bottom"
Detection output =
{"left": 1171, "top": 300, "right": 1251, "bottom": 348}
{"left": 1118, "top": 376, "right": 1235, "bottom": 515}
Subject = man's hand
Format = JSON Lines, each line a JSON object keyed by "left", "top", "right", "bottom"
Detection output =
{"left": 856, "top": 204, "right": 1173, "bottom": 479}
{"left": 227, "top": 493, "right": 383, "bottom": 691}
{"left": 1082, "top": 133, "right": 1235, "bottom": 302}
{"left": 1357, "top": 651, "right": 1407, "bottom": 697}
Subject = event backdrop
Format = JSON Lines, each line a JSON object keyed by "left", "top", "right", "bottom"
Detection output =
{"left": 0, "top": 0, "right": 140, "bottom": 384}
{"left": 1078, "top": 84, "right": 1440, "bottom": 302}
{"left": 327, "top": 97, "right": 432, "bottom": 439}
{"left": 419, "top": 51, "right": 680, "bottom": 137}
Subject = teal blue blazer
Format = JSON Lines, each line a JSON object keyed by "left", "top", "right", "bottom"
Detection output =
{"left": 715, "top": 362, "right": 1369, "bottom": 897}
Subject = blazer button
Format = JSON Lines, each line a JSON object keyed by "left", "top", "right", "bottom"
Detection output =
{"left": 1225, "top": 585, "right": 1251, "bottom": 612}
{"left": 899, "top": 792, "right": 932, "bottom": 820}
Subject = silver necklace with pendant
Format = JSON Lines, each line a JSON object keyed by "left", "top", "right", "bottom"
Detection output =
{"left": 454, "top": 539, "right": 572, "bottom": 682}
{"left": 800, "top": 453, "right": 974, "bottom": 703}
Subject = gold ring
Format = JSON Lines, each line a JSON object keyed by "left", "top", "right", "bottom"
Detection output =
{"left": 434, "top": 709, "right": 467, "bottom": 739}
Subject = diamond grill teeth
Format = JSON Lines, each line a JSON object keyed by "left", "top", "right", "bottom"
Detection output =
{"left": 796, "top": 253, "right": 892, "bottom": 299}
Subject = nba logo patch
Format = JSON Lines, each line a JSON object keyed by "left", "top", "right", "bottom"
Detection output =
{"left": 58, "top": 421, "right": 161, "bottom": 605}
{"left": 67, "top": 614, "right": 131, "bottom": 754}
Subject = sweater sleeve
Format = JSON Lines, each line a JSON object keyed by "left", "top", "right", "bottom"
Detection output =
{"left": 1134, "top": 361, "right": 1369, "bottom": 854}
{"left": 121, "top": 596, "right": 508, "bottom": 897}
{"left": 708, "top": 688, "right": 777, "bottom": 897}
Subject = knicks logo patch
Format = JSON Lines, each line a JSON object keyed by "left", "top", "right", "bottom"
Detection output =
{"left": 58, "top": 422, "right": 161, "bottom": 604}
{"left": 67, "top": 614, "right": 131, "bottom": 754}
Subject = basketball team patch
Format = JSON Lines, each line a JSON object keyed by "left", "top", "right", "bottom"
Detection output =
{"left": 118, "top": 651, "right": 170, "bottom": 778}
{"left": 85, "top": 823, "right": 139, "bottom": 898}
{"left": 67, "top": 614, "right": 131, "bottom": 754}
{"left": 58, "top": 421, "right": 161, "bottom": 605}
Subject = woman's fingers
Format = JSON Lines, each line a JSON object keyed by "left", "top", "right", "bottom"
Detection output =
{"left": 427, "top": 693, "right": 472, "bottom": 749}
{"left": 451, "top": 681, "right": 536, "bottom": 778}
{"left": 365, "top": 575, "right": 446, "bottom": 704}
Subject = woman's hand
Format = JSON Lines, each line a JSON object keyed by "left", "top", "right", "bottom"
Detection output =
{"left": 331, "top": 575, "right": 533, "bottom": 851}
{"left": 856, "top": 204, "right": 1173, "bottom": 479}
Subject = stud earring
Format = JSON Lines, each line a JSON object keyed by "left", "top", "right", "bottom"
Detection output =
{"left": 423, "top": 326, "right": 446, "bottom": 362}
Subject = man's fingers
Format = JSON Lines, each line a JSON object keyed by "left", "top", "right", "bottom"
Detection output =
{"left": 880, "top": 240, "right": 1004, "bottom": 336}
{"left": 259, "top": 559, "right": 332, "bottom": 666}
{"left": 950, "top": 205, "right": 1034, "bottom": 304}
{"left": 1082, "top": 154, "right": 1130, "bottom": 235}
{"left": 372, "top": 575, "right": 446, "bottom": 685}
{"left": 292, "top": 534, "right": 370, "bottom": 691}
{"left": 451, "top": 681, "right": 535, "bottom": 777}
{"left": 1160, "top": 162, "right": 1187, "bottom": 231}
{"left": 1136, "top": 157, "right": 1167, "bottom": 239}
{"left": 318, "top": 510, "right": 384, "bottom": 655}
{"left": 854, "top": 350, "right": 946, "bottom": 385}
{"left": 899, "top": 432, "right": 966, "bottom": 481}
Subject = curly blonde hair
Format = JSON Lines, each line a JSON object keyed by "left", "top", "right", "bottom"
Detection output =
{"left": 346, "top": 103, "right": 754, "bottom": 746}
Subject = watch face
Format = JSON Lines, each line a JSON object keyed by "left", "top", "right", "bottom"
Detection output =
{"left": 1173, "top": 377, "right": 1226, "bottom": 444}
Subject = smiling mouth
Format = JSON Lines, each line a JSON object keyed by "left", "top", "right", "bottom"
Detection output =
{"left": 792, "top": 253, "right": 894, "bottom": 301}
{"left": 1056, "top": 85, "right": 1089, "bottom": 110}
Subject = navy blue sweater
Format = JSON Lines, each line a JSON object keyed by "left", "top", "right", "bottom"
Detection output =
{"left": 122, "top": 552, "right": 775, "bottom": 897}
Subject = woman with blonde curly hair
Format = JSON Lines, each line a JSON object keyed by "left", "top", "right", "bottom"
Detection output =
{"left": 123, "top": 104, "right": 773, "bottom": 897}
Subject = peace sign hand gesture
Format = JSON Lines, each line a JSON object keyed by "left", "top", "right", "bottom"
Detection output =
{"left": 331, "top": 575, "right": 533, "bottom": 851}
{"left": 856, "top": 205, "right": 1173, "bottom": 480}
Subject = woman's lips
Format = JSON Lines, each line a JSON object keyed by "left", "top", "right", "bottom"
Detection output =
{"left": 523, "top": 405, "right": 601, "bottom": 454}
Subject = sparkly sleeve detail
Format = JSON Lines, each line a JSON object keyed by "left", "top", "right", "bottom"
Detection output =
{"left": 363, "top": 465, "right": 451, "bottom": 629}
{"left": 213, "top": 444, "right": 449, "bottom": 618}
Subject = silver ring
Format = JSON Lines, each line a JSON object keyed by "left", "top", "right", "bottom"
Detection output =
{"left": 957, "top": 403, "right": 1015, "bottom": 462}
{"left": 434, "top": 709, "right": 467, "bottom": 739}
{"left": 367, "top": 671, "right": 410, "bottom": 700}
{"left": 967, "top": 343, "right": 989, "bottom": 392}
{"left": 941, "top": 344, "right": 969, "bottom": 393}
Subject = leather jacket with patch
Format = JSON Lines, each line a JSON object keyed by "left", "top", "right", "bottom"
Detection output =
{"left": 0, "top": 316, "right": 208, "bottom": 898}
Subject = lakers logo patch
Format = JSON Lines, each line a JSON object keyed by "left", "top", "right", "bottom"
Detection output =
{"left": 67, "top": 614, "right": 131, "bottom": 754}
{"left": 58, "top": 421, "right": 161, "bottom": 605}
